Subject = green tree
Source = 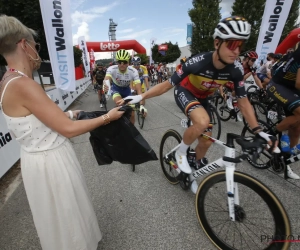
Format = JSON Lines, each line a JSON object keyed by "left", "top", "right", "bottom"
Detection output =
{"left": 151, "top": 41, "right": 181, "bottom": 63}
{"left": 188, "top": 0, "right": 221, "bottom": 54}
{"left": 231, "top": 0, "right": 266, "bottom": 52}
{"left": 280, "top": 0, "right": 300, "bottom": 43}
{"left": 134, "top": 53, "right": 148, "bottom": 64}
{"left": 73, "top": 46, "right": 83, "bottom": 67}
{"left": 0, "top": 0, "right": 49, "bottom": 64}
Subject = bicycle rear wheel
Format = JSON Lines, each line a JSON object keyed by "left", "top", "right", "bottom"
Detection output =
{"left": 209, "top": 105, "right": 221, "bottom": 139}
{"left": 159, "top": 129, "right": 182, "bottom": 184}
{"left": 196, "top": 171, "right": 290, "bottom": 250}
{"left": 215, "top": 96, "right": 232, "bottom": 121}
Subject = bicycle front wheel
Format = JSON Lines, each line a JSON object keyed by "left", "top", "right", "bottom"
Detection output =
{"left": 196, "top": 171, "right": 290, "bottom": 250}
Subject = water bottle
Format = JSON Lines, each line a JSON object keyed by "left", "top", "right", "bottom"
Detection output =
{"left": 280, "top": 134, "right": 290, "bottom": 153}
{"left": 187, "top": 149, "right": 196, "bottom": 168}
{"left": 233, "top": 99, "right": 239, "bottom": 112}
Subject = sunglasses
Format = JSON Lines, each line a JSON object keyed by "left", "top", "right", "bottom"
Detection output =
{"left": 224, "top": 40, "right": 245, "bottom": 51}
{"left": 16, "top": 39, "right": 41, "bottom": 53}
{"left": 117, "top": 60, "right": 129, "bottom": 65}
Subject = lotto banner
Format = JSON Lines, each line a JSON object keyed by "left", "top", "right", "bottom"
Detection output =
{"left": 256, "top": 0, "right": 292, "bottom": 63}
{"left": 187, "top": 23, "right": 193, "bottom": 45}
{"left": 78, "top": 36, "right": 90, "bottom": 75}
{"left": 39, "top": 0, "right": 76, "bottom": 91}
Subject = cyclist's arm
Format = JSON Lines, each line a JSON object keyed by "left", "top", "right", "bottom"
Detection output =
{"left": 141, "top": 62, "right": 190, "bottom": 100}
{"left": 233, "top": 77, "right": 260, "bottom": 129}
{"left": 252, "top": 73, "right": 263, "bottom": 89}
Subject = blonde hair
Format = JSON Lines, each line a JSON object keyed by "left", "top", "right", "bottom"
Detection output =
{"left": 0, "top": 15, "right": 37, "bottom": 56}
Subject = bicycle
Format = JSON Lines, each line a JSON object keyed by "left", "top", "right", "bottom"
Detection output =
{"left": 159, "top": 122, "right": 290, "bottom": 249}
{"left": 95, "top": 84, "right": 108, "bottom": 111}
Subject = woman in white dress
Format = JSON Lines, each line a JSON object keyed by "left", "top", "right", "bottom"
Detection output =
{"left": 0, "top": 15, "right": 124, "bottom": 250}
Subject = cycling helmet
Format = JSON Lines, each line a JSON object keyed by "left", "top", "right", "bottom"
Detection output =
{"left": 244, "top": 51, "right": 258, "bottom": 59}
{"left": 116, "top": 49, "right": 131, "bottom": 61}
{"left": 213, "top": 16, "right": 251, "bottom": 40}
{"left": 132, "top": 56, "right": 141, "bottom": 65}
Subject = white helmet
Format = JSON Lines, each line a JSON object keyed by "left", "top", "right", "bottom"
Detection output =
{"left": 213, "top": 16, "right": 251, "bottom": 40}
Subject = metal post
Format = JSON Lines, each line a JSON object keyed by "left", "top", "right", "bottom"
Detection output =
{"left": 108, "top": 18, "right": 118, "bottom": 61}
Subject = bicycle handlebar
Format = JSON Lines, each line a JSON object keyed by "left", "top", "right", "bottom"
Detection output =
{"left": 225, "top": 133, "right": 274, "bottom": 164}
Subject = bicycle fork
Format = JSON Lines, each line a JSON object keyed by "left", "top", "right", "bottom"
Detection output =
{"left": 224, "top": 147, "right": 239, "bottom": 221}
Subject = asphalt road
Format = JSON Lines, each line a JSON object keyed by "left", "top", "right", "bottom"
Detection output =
{"left": 0, "top": 84, "right": 300, "bottom": 250}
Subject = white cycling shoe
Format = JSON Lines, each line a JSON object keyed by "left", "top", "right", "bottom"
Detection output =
{"left": 287, "top": 165, "right": 300, "bottom": 179}
{"left": 226, "top": 98, "right": 234, "bottom": 110}
{"left": 175, "top": 150, "right": 192, "bottom": 174}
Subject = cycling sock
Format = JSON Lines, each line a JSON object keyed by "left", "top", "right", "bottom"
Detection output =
{"left": 178, "top": 141, "right": 190, "bottom": 154}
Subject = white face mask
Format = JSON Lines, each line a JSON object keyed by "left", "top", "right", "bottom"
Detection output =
{"left": 22, "top": 41, "right": 42, "bottom": 70}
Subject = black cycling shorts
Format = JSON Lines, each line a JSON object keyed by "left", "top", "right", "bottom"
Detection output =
{"left": 266, "top": 80, "right": 300, "bottom": 116}
{"left": 174, "top": 85, "right": 213, "bottom": 132}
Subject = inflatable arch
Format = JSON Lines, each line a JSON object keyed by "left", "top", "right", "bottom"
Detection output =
{"left": 86, "top": 39, "right": 146, "bottom": 54}
{"left": 275, "top": 28, "right": 300, "bottom": 54}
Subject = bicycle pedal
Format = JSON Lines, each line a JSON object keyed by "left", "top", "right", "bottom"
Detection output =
{"left": 176, "top": 172, "right": 187, "bottom": 182}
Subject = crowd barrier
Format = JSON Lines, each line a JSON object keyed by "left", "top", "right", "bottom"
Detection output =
{"left": 0, "top": 77, "right": 91, "bottom": 178}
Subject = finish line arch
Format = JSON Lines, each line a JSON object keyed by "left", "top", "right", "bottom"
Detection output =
{"left": 86, "top": 39, "right": 146, "bottom": 54}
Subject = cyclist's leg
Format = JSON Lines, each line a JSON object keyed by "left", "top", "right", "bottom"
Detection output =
{"left": 195, "top": 99, "right": 213, "bottom": 160}
{"left": 174, "top": 86, "right": 210, "bottom": 157}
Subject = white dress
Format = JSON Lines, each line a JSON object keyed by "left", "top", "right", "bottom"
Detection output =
{"left": 0, "top": 77, "right": 102, "bottom": 250}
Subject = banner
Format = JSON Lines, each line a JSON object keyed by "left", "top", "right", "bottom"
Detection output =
{"left": 89, "top": 49, "right": 95, "bottom": 70}
{"left": 187, "top": 23, "right": 193, "bottom": 45}
{"left": 39, "top": 0, "right": 76, "bottom": 91}
{"left": 78, "top": 36, "right": 90, "bottom": 76}
{"left": 149, "top": 38, "right": 156, "bottom": 65}
{"left": 158, "top": 44, "right": 168, "bottom": 51}
{"left": 256, "top": 0, "right": 292, "bottom": 63}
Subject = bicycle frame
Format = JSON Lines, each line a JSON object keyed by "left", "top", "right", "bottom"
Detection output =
{"left": 164, "top": 133, "right": 240, "bottom": 221}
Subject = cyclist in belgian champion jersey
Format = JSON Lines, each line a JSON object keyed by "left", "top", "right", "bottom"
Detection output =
{"left": 103, "top": 49, "right": 142, "bottom": 124}
{"left": 118, "top": 16, "right": 278, "bottom": 192}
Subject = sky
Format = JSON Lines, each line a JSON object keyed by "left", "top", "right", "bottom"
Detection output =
{"left": 70, "top": 0, "right": 235, "bottom": 60}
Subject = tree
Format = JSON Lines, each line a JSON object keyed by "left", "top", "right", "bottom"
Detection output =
{"left": 0, "top": 0, "right": 49, "bottom": 64}
{"left": 134, "top": 53, "right": 148, "bottom": 64}
{"left": 280, "top": 0, "right": 300, "bottom": 44}
{"left": 73, "top": 46, "right": 83, "bottom": 67}
{"left": 151, "top": 41, "right": 181, "bottom": 64}
{"left": 188, "top": 0, "right": 221, "bottom": 54}
{"left": 231, "top": 0, "right": 266, "bottom": 52}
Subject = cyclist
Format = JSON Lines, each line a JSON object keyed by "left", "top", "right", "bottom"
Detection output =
{"left": 257, "top": 52, "right": 276, "bottom": 88}
{"left": 223, "top": 51, "right": 263, "bottom": 112}
{"left": 93, "top": 62, "right": 106, "bottom": 108}
{"left": 118, "top": 16, "right": 278, "bottom": 193}
{"left": 131, "top": 56, "right": 148, "bottom": 116}
{"left": 103, "top": 49, "right": 142, "bottom": 124}
{"left": 266, "top": 42, "right": 300, "bottom": 179}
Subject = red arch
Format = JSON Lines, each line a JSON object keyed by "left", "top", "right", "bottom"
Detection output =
{"left": 275, "top": 28, "right": 300, "bottom": 54}
{"left": 86, "top": 40, "right": 146, "bottom": 54}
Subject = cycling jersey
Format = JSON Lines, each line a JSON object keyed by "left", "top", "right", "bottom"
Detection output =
{"left": 272, "top": 46, "right": 300, "bottom": 89}
{"left": 135, "top": 65, "right": 149, "bottom": 78}
{"left": 170, "top": 52, "right": 246, "bottom": 99}
{"left": 105, "top": 65, "right": 140, "bottom": 87}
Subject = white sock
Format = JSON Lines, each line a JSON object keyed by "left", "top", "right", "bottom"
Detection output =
{"left": 178, "top": 141, "right": 189, "bottom": 154}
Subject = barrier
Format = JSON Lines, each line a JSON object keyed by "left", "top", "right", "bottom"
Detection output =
{"left": 0, "top": 77, "right": 91, "bottom": 179}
